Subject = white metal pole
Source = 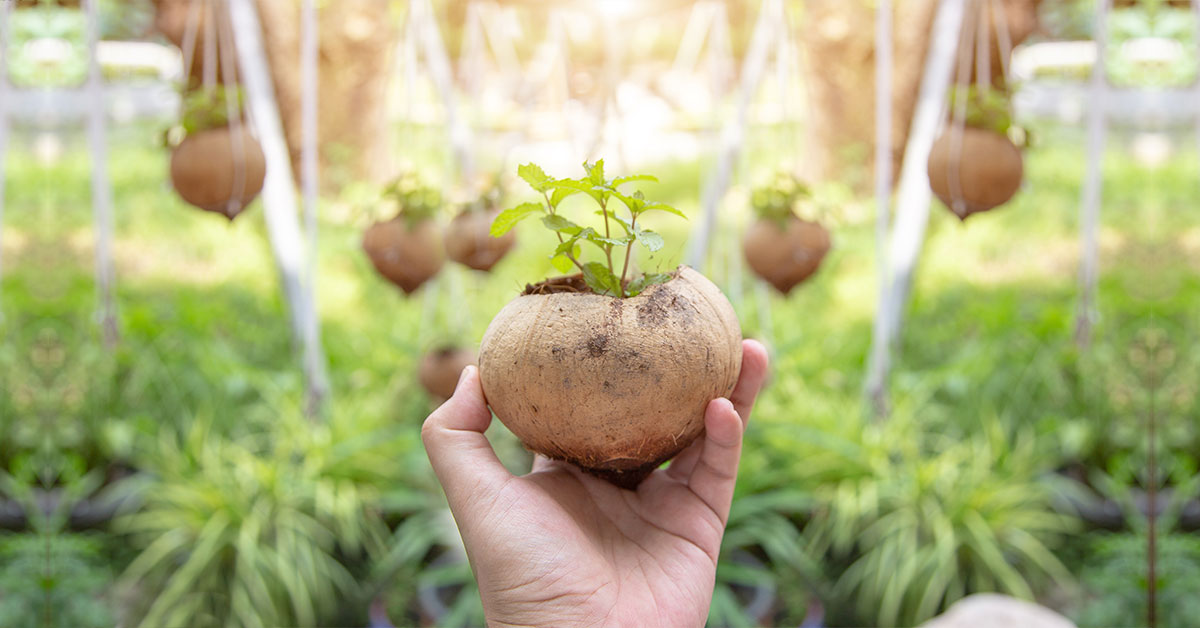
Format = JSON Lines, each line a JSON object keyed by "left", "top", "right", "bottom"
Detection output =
{"left": 84, "top": 0, "right": 119, "bottom": 348}
{"left": 871, "top": 0, "right": 965, "bottom": 368}
{"left": 686, "top": 0, "right": 780, "bottom": 270}
{"left": 228, "top": 0, "right": 329, "bottom": 409}
{"left": 299, "top": 0, "right": 328, "bottom": 414}
{"left": 413, "top": 0, "right": 474, "bottom": 183}
{"left": 864, "top": 0, "right": 894, "bottom": 414}
{"left": 1075, "top": 0, "right": 1110, "bottom": 347}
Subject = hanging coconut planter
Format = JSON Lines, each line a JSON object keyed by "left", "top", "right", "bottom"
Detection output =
{"left": 363, "top": 175, "right": 445, "bottom": 295}
{"left": 742, "top": 173, "right": 831, "bottom": 295}
{"left": 927, "top": 87, "right": 1024, "bottom": 221}
{"left": 479, "top": 161, "right": 743, "bottom": 489}
{"left": 169, "top": 87, "right": 265, "bottom": 220}
{"left": 418, "top": 347, "right": 477, "bottom": 402}
{"left": 444, "top": 178, "right": 515, "bottom": 272}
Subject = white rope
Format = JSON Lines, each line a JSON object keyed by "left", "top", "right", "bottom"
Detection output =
{"left": 975, "top": 0, "right": 990, "bottom": 91}
{"left": 947, "top": 0, "right": 977, "bottom": 218}
{"left": 864, "top": 0, "right": 893, "bottom": 414}
{"left": 203, "top": 0, "right": 218, "bottom": 91}
{"left": 216, "top": 0, "right": 247, "bottom": 220}
{"left": 179, "top": 0, "right": 203, "bottom": 87}
{"left": 989, "top": 0, "right": 1014, "bottom": 86}
{"left": 84, "top": 0, "right": 119, "bottom": 347}
{"left": 0, "top": 1, "right": 11, "bottom": 318}
{"left": 1075, "top": 0, "right": 1111, "bottom": 347}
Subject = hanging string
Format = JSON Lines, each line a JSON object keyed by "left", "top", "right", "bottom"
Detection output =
{"left": 178, "top": 0, "right": 203, "bottom": 89}
{"left": 990, "top": 0, "right": 1014, "bottom": 88}
{"left": 975, "top": 0, "right": 990, "bottom": 91}
{"left": 947, "top": 0, "right": 979, "bottom": 219}
{"left": 216, "top": 0, "right": 248, "bottom": 220}
{"left": 203, "top": 0, "right": 218, "bottom": 92}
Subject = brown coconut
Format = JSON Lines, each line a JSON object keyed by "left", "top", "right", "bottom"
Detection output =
{"left": 927, "top": 126, "right": 1023, "bottom": 220}
{"left": 169, "top": 127, "right": 266, "bottom": 220}
{"left": 742, "top": 218, "right": 832, "bottom": 295}
{"left": 479, "top": 266, "right": 743, "bottom": 489}
{"left": 444, "top": 210, "right": 516, "bottom": 272}
{"left": 362, "top": 218, "right": 444, "bottom": 295}
{"left": 418, "top": 347, "right": 478, "bottom": 402}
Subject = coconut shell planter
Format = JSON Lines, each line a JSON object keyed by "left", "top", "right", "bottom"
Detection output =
{"left": 927, "top": 125, "right": 1024, "bottom": 220}
{"left": 419, "top": 347, "right": 477, "bottom": 402}
{"left": 742, "top": 173, "right": 831, "bottom": 294}
{"left": 363, "top": 176, "right": 445, "bottom": 295}
{"left": 478, "top": 161, "right": 743, "bottom": 489}
{"left": 169, "top": 126, "right": 266, "bottom": 220}
{"left": 445, "top": 209, "right": 516, "bottom": 272}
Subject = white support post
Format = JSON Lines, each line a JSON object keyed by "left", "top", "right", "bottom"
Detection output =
{"left": 84, "top": 0, "right": 118, "bottom": 348}
{"left": 0, "top": 1, "right": 11, "bottom": 315}
{"left": 686, "top": 0, "right": 782, "bottom": 270}
{"left": 228, "top": 0, "right": 329, "bottom": 412}
{"left": 411, "top": 0, "right": 474, "bottom": 183}
{"left": 864, "top": 0, "right": 894, "bottom": 415}
{"left": 299, "top": 0, "right": 328, "bottom": 415}
{"left": 864, "top": 0, "right": 964, "bottom": 406}
{"left": 1075, "top": 0, "right": 1111, "bottom": 347}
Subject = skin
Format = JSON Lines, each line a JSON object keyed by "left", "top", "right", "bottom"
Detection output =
{"left": 422, "top": 339, "right": 770, "bottom": 628}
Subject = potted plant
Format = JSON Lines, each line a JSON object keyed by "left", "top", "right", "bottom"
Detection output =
{"left": 741, "top": 172, "right": 832, "bottom": 295}
{"left": 168, "top": 86, "right": 266, "bottom": 221}
{"left": 418, "top": 346, "right": 477, "bottom": 403}
{"left": 444, "top": 176, "right": 516, "bottom": 272}
{"left": 927, "top": 87, "right": 1024, "bottom": 220}
{"left": 479, "top": 160, "right": 743, "bottom": 489}
{"left": 362, "top": 174, "right": 445, "bottom": 295}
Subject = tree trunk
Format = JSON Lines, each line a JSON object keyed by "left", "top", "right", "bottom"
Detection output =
{"left": 254, "top": 0, "right": 398, "bottom": 188}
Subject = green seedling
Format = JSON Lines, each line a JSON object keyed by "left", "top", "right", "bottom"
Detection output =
{"left": 490, "top": 160, "right": 685, "bottom": 298}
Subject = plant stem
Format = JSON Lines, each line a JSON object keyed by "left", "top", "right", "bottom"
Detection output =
{"left": 544, "top": 192, "right": 586, "bottom": 274}
{"left": 598, "top": 197, "right": 616, "bottom": 285}
{"left": 619, "top": 215, "right": 637, "bottom": 291}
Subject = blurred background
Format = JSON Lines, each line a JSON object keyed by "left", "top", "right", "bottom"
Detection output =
{"left": 0, "top": 0, "right": 1197, "bottom": 626}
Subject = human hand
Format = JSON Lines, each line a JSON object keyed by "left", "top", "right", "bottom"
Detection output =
{"left": 422, "top": 339, "right": 770, "bottom": 628}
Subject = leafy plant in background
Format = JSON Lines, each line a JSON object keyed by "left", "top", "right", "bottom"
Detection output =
{"left": 799, "top": 417, "right": 1079, "bottom": 627}
{"left": 0, "top": 532, "right": 115, "bottom": 628}
{"left": 115, "top": 406, "right": 423, "bottom": 628}
{"left": 1073, "top": 533, "right": 1200, "bottom": 628}
{"left": 491, "top": 160, "right": 684, "bottom": 297}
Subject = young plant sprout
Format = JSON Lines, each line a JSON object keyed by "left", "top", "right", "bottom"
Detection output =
{"left": 478, "top": 160, "right": 743, "bottom": 489}
{"left": 489, "top": 160, "right": 685, "bottom": 298}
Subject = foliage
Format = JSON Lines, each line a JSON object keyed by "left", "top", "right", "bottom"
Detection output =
{"left": 1072, "top": 533, "right": 1200, "bottom": 628}
{"left": 492, "top": 160, "right": 684, "bottom": 297}
{"left": 0, "top": 532, "right": 115, "bottom": 628}
{"left": 749, "top": 171, "right": 813, "bottom": 225}
{"left": 179, "top": 85, "right": 246, "bottom": 136}
{"left": 114, "top": 408, "right": 421, "bottom": 628}
{"left": 457, "top": 173, "right": 504, "bottom": 215}
{"left": 381, "top": 172, "right": 443, "bottom": 224}
{"left": 947, "top": 85, "right": 1014, "bottom": 137}
{"left": 797, "top": 416, "right": 1078, "bottom": 627}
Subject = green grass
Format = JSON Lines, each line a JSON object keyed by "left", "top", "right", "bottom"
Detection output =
{"left": 0, "top": 117, "right": 1194, "bottom": 626}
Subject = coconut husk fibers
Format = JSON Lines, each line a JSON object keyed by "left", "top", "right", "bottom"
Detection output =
{"left": 362, "top": 218, "right": 444, "bottom": 295}
{"left": 419, "top": 347, "right": 477, "bottom": 402}
{"left": 444, "top": 210, "right": 516, "bottom": 272}
{"left": 169, "top": 127, "right": 266, "bottom": 220}
{"left": 479, "top": 266, "right": 743, "bottom": 489}
{"left": 927, "top": 126, "right": 1023, "bottom": 220}
{"left": 743, "top": 217, "right": 832, "bottom": 295}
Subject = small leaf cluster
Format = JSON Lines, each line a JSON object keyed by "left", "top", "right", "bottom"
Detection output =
{"left": 750, "top": 172, "right": 812, "bottom": 226}
{"left": 948, "top": 85, "right": 1014, "bottom": 137}
{"left": 459, "top": 174, "right": 504, "bottom": 215}
{"left": 490, "top": 160, "right": 683, "bottom": 298}
{"left": 381, "top": 173, "right": 442, "bottom": 225}
{"left": 180, "top": 85, "right": 245, "bottom": 136}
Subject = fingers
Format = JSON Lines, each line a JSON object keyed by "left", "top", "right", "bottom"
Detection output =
{"left": 422, "top": 366, "right": 513, "bottom": 507}
{"left": 686, "top": 398, "right": 745, "bottom": 524}
{"left": 667, "top": 339, "right": 770, "bottom": 481}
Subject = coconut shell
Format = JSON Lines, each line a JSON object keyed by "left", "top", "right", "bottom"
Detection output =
{"left": 479, "top": 266, "right": 743, "bottom": 489}
{"left": 927, "top": 126, "right": 1023, "bottom": 220}
{"left": 742, "top": 218, "right": 831, "bottom": 295}
{"left": 169, "top": 127, "right": 266, "bottom": 220}
{"left": 362, "top": 218, "right": 444, "bottom": 295}
{"left": 418, "top": 347, "right": 478, "bottom": 402}
{"left": 444, "top": 210, "right": 516, "bottom": 272}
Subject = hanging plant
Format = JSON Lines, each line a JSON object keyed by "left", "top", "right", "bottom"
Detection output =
{"left": 478, "top": 160, "right": 743, "bottom": 489}
{"left": 927, "top": 86, "right": 1025, "bottom": 221}
{"left": 742, "top": 172, "right": 831, "bottom": 295}
{"left": 418, "top": 346, "right": 477, "bottom": 403}
{"left": 169, "top": 85, "right": 266, "bottom": 221}
{"left": 443, "top": 175, "right": 515, "bottom": 272}
{"left": 362, "top": 174, "right": 445, "bottom": 295}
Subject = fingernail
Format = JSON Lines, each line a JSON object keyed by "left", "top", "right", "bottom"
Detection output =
{"left": 456, "top": 365, "right": 474, "bottom": 391}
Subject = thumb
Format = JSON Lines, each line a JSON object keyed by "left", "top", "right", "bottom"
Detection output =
{"left": 421, "top": 366, "right": 512, "bottom": 506}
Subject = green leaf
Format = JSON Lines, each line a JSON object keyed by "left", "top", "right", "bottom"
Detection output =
{"left": 609, "top": 189, "right": 644, "bottom": 214}
{"left": 583, "top": 159, "right": 606, "bottom": 186}
{"left": 541, "top": 214, "right": 582, "bottom": 234}
{"left": 490, "top": 202, "right": 544, "bottom": 236}
{"left": 549, "top": 185, "right": 581, "bottom": 208}
{"left": 550, "top": 252, "right": 576, "bottom": 274}
{"left": 626, "top": 272, "right": 671, "bottom": 297}
{"left": 639, "top": 201, "right": 687, "bottom": 219}
{"left": 517, "top": 163, "right": 552, "bottom": 192}
{"left": 634, "top": 229, "right": 664, "bottom": 252}
{"left": 582, "top": 262, "right": 621, "bottom": 296}
{"left": 582, "top": 230, "right": 627, "bottom": 247}
{"left": 548, "top": 178, "right": 603, "bottom": 204}
{"left": 612, "top": 174, "right": 658, "bottom": 187}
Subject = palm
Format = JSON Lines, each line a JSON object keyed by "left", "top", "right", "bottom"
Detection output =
{"left": 423, "top": 340, "right": 769, "bottom": 628}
